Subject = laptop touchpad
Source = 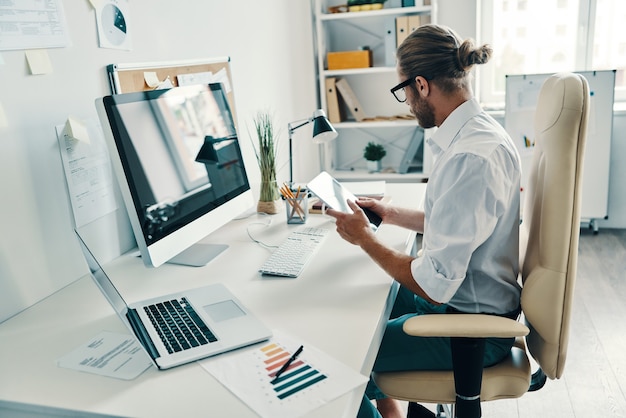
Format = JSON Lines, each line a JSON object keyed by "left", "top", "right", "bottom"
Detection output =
{"left": 204, "top": 300, "right": 246, "bottom": 322}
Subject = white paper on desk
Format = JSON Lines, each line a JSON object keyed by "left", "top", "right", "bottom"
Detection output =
{"left": 199, "top": 330, "right": 367, "bottom": 418}
{"left": 57, "top": 331, "right": 153, "bottom": 380}
{"left": 55, "top": 120, "right": 118, "bottom": 228}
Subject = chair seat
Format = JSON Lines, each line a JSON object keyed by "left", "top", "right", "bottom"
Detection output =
{"left": 373, "top": 345, "right": 532, "bottom": 404}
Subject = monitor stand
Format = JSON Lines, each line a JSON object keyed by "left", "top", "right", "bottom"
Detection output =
{"left": 166, "top": 243, "right": 229, "bottom": 267}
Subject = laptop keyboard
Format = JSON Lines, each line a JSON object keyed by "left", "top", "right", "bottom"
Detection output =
{"left": 144, "top": 297, "right": 217, "bottom": 354}
{"left": 258, "top": 227, "right": 330, "bottom": 278}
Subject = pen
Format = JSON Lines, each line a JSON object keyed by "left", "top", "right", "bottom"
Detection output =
{"left": 272, "top": 345, "right": 304, "bottom": 382}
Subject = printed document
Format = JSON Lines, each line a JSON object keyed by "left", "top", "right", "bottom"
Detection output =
{"left": 200, "top": 330, "right": 367, "bottom": 418}
{"left": 57, "top": 331, "right": 152, "bottom": 380}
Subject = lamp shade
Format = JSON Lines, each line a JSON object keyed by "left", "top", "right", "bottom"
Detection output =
{"left": 311, "top": 109, "right": 338, "bottom": 144}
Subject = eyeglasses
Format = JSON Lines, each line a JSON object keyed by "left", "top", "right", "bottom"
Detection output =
{"left": 390, "top": 76, "right": 418, "bottom": 103}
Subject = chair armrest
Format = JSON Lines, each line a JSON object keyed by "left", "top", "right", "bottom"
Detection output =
{"left": 402, "top": 314, "right": 529, "bottom": 339}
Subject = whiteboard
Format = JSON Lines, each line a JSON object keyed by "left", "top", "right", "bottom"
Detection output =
{"left": 505, "top": 70, "right": 615, "bottom": 223}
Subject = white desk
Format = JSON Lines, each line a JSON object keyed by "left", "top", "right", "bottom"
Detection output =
{"left": 0, "top": 183, "right": 426, "bottom": 418}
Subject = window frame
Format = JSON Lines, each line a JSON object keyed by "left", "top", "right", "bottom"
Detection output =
{"left": 478, "top": 0, "right": 625, "bottom": 108}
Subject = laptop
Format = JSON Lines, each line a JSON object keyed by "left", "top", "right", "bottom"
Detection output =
{"left": 75, "top": 231, "right": 272, "bottom": 370}
{"left": 307, "top": 171, "right": 383, "bottom": 229}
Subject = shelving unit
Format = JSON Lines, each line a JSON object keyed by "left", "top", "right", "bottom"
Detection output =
{"left": 312, "top": 0, "right": 437, "bottom": 181}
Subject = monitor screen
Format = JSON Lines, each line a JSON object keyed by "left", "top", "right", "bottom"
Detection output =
{"left": 96, "top": 83, "right": 253, "bottom": 267}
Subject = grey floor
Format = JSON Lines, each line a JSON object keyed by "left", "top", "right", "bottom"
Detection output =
{"left": 403, "top": 228, "right": 626, "bottom": 417}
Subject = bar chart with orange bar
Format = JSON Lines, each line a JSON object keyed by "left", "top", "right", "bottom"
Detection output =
{"left": 261, "top": 342, "right": 327, "bottom": 400}
{"left": 200, "top": 331, "right": 367, "bottom": 418}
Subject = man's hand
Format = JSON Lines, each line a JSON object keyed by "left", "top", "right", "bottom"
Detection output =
{"left": 354, "top": 197, "right": 391, "bottom": 222}
{"left": 325, "top": 200, "right": 376, "bottom": 246}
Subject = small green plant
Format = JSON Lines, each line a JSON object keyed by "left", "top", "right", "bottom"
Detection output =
{"left": 251, "top": 111, "right": 279, "bottom": 202}
{"left": 363, "top": 141, "right": 386, "bottom": 161}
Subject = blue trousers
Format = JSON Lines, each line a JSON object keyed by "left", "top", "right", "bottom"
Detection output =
{"left": 358, "top": 286, "right": 516, "bottom": 418}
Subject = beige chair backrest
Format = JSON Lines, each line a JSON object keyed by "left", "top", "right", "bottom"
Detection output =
{"left": 519, "top": 72, "right": 589, "bottom": 379}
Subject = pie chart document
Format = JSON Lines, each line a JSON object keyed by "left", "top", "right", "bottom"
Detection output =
{"left": 95, "top": 0, "right": 132, "bottom": 50}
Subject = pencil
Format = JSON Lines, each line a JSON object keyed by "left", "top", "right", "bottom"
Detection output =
{"left": 281, "top": 184, "right": 305, "bottom": 221}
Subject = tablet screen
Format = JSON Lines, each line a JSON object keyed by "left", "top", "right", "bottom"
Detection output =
{"left": 307, "top": 171, "right": 382, "bottom": 227}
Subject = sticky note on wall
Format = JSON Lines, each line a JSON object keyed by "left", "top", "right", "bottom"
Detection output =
{"left": 25, "top": 49, "right": 53, "bottom": 75}
{"left": 144, "top": 71, "right": 161, "bottom": 88}
{"left": 65, "top": 116, "right": 90, "bottom": 143}
{"left": 144, "top": 71, "right": 173, "bottom": 89}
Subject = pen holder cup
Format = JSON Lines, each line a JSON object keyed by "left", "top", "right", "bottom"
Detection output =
{"left": 284, "top": 194, "right": 308, "bottom": 224}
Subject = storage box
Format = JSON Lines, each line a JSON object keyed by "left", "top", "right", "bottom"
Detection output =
{"left": 327, "top": 50, "right": 372, "bottom": 70}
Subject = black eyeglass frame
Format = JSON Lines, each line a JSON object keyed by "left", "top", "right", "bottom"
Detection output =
{"left": 390, "top": 76, "right": 419, "bottom": 103}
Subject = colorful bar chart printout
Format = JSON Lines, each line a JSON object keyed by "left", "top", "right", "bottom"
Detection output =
{"left": 199, "top": 331, "right": 367, "bottom": 418}
{"left": 261, "top": 342, "right": 327, "bottom": 400}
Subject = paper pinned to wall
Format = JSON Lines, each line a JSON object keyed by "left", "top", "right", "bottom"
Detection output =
{"left": 144, "top": 71, "right": 161, "bottom": 88}
{"left": 56, "top": 119, "right": 118, "bottom": 228}
{"left": 25, "top": 49, "right": 53, "bottom": 75}
{"left": 0, "top": 0, "right": 70, "bottom": 50}
{"left": 143, "top": 71, "right": 173, "bottom": 89}
{"left": 177, "top": 67, "right": 232, "bottom": 93}
{"left": 95, "top": 0, "right": 132, "bottom": 51}
{"left": 65, "top": 115, "right": 91, "bottom": 143}
{"left": 508, "top": 78, "right": 542, "bottom": 112}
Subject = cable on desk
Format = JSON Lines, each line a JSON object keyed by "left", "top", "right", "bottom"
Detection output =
{"left": 246, "top": 213, "right": 279, "bottom": 249}
{"left": 233, "top": 207, "right": 260, "bottom": 220}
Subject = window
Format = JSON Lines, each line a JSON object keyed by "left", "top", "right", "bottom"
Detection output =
{"left": 479, "top": 0, "right": 626, "bottom": 107}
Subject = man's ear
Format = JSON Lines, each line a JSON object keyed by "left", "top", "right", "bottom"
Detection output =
{"left": 415, "top": 76, "right": 429, "bottom": 97}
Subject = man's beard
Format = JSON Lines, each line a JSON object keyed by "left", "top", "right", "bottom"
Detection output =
{"left": 411, "top": 92, "right": 436, "bottom": 129}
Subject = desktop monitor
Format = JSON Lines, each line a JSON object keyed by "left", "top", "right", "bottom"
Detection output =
{"left": 96, "top": 83, "right": 253, "bottom": 267}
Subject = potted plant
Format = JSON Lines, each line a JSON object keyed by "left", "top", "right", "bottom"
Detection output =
{"left": 251, "top": 111, "right": 280, "bottom": 214}
{"left": 363, "top": 141, "right": 386, "bottom": 172}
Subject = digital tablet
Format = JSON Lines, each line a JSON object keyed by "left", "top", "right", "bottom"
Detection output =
{"left": 307, "top": 171, "right": 383, "bottom": 228}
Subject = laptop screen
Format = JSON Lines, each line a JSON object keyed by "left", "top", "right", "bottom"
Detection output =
{"left": 76, "top": 231, "right": 128, "bottom": 316}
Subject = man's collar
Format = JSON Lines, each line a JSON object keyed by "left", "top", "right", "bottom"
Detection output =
{"left": 429, "top": 98, "right": 482, "bottom": 151}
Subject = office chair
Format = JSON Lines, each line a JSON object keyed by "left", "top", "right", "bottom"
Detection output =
{"left": 373, "top": 72, "right": 590, "bottom": 418}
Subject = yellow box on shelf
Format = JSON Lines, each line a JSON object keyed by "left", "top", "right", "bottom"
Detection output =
{"left": 327, "top": 50, "right": 372, "bottom": 70}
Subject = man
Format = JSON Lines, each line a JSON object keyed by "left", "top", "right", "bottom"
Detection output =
{"left": 326, "top": 24, "right": 522, "bottom": 418}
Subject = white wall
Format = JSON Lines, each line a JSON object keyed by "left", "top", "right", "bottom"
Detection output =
{"left": 1, "top": 0, "right": 624, "bottom": 323}
{"left": 0, "top": 0, "right": 318, "bottom": 323}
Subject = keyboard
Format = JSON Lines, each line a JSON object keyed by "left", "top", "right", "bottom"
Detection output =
{"left": 259, "top": 227, "right": 330, "bottom": 278}
{"left": 144, "top": 297, "right": 217, "bottom": 354}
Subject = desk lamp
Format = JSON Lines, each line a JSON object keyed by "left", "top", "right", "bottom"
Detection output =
{"left": 287, "top": 109, "right": 338, "bottom": 187}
